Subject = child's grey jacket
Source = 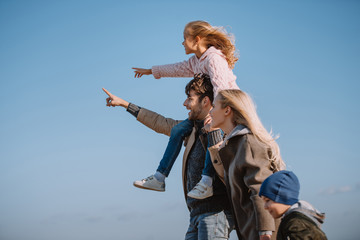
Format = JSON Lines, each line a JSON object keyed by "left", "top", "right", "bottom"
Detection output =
{"left": 277, "top": 200, "right": 327, "bottom": 240}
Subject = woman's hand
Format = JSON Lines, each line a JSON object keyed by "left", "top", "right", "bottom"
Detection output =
{"left": 203, "top": 114, "right": 218, "bottom": 133}
{"left": 132, "top": 67, "right": 152, "bottom": 78}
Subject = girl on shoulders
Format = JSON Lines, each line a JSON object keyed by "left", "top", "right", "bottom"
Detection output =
{"left": 132, "top": 20, "right": 240, "bottom": 200}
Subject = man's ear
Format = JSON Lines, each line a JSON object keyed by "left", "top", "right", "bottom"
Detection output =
{"left": 202, "top": 96, "right": 211, "bottom": 107}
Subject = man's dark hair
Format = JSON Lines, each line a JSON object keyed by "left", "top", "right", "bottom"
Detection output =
{"left": 185, "top": 73, "right": 214, "bottom": 103}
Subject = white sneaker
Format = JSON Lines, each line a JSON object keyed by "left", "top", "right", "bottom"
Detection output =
{"left": 133, "top": 175, "right": 165, "bottom": 192}
{"left": 187, "top": 182, "right": 213, "bottom": 199}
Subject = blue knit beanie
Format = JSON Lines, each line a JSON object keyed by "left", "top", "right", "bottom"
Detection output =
{"left": 259, "top": 170, "right": 300, "bottom": 205}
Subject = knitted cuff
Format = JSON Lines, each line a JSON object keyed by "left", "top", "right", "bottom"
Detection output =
{"left": 207, "top": 129, "right": 222, "bottom": 147}
{"left": 151, "top": 66, "right": 161, "bottom": 79}
{"left": 126, "top": 103, "right": 141, "bottom": 118}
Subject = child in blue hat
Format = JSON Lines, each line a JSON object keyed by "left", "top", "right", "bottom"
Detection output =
{"left": 259, "top": 170, "right": 328, "bottom": 240}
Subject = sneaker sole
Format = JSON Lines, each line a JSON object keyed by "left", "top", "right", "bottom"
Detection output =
{"left": 133, "top": 182, "right": 165, "bottom": 192}
{"left": 187, "top": 192, "right": 213, "bottom": 199}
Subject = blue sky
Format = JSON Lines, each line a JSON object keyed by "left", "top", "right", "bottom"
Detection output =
{"left": 0, "top": 0, "right": 359, "bottom": 239}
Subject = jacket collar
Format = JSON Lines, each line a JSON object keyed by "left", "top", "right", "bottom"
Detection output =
{"left": 283, "top": 200, "right": 326, "bottom": 227}
{"left": 220, "top": 124, "right": 251, "bottom": 149}
{"left": 194, "top": 120, "right": 205, "bottom": 132}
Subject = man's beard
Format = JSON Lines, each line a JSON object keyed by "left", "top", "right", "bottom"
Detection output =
{"left": 188, "top": 104, "right": 202, "bottom": 121}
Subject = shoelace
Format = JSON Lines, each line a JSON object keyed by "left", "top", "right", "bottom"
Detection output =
{"left": 142, "top": 176, "right": 153, "bottom": 182}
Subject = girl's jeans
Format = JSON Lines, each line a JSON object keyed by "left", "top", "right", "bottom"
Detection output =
{"left": 156, "top": 119, "right": 216, "bottom": 178}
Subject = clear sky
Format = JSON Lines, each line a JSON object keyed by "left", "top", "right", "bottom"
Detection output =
{"left": 0, "top": 0, "right": 359, "bottom": 239}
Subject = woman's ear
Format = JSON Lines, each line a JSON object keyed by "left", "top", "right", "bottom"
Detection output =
{"left": 224, "top": 106, "right": 232, "bottom": 116}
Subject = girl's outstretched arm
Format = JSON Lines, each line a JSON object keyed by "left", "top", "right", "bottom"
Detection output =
{"left": 132, "top": 67, "right": 152, "bottom": 78}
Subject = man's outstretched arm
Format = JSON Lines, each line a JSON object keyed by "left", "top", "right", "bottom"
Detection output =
{"left": 102, "top": 88, "right": 182, "bottom": 136}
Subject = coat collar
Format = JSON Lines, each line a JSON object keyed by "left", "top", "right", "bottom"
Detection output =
{"left": 220, "top": 124, "right": 251, "bottom": 149}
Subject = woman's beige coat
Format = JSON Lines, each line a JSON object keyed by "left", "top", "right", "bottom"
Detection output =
{"left": 208, "top": 126, "right": 279, "bottom": 240}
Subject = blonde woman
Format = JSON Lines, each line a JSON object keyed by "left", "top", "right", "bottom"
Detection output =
{"left": 207, "top": 89, "right": 285, "bottom": 240}
{"left": 131, "top": 20, "right": 240, "bottom": 199}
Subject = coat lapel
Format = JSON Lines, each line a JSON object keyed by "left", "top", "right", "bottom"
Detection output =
{"left": 182, "top": 126, "right": 196, "bottom": 198}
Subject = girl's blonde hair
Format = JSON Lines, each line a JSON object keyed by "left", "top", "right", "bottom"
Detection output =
{"left": 218, "top": 89, "right": 285, "bottom": 171}
{"left": 184, "top": 20, "right": 238, "bottom": 69}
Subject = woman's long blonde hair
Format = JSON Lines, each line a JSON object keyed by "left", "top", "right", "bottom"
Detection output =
{"left": 218, "top": 89, "right": 285, "bottom": 171}
{"left": 184, "top": 20, "right": 238, "bottom": 69}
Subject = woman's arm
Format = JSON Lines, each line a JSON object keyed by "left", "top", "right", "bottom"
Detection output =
{"left": 207, "top": 130, "right": 225, "bottom": 183}
{"left": 241, "top": 138, "right": 276, "bottom": 235}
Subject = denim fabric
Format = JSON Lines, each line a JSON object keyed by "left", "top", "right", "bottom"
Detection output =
{"left": 201, "top": 143, "right": 216, "bottom": 177}
{"left": 201, "top": 129, "right": 223, "bottom": 177}
{"left": 156, "top": 119, "right": 193, "bottom": 176}
{"left": 185, "top": 211, "right": 234, "bottom": 240}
